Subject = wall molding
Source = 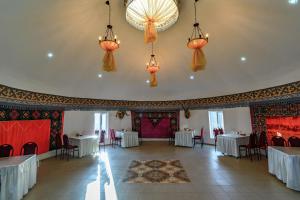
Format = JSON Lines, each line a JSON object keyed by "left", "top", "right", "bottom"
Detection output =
{"left": 0, "top": 81, "right": 299, "bottom": 110}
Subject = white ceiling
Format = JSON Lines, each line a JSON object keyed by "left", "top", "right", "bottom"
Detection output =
{"left": 0, "top": 0, "right": 299, "bottom": 101}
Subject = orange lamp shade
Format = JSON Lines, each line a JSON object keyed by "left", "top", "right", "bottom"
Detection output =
{"left": 187, "top": 38, "right": 208, "bottom": 49}
{"left": 99, "top": 40, "right": 119, "bottom": 51}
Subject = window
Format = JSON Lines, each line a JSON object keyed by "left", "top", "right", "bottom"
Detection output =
{"left": 94, "top": 112, "right": 109, "bottom": 136}
{"left": 208, "top": 111, "right": 224, "bottom": 139}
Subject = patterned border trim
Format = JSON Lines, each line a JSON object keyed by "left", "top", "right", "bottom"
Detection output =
{"left": 0, "top": 81, "right": 299, "bottom": 110}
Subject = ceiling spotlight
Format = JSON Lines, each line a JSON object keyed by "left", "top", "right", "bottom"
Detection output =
{"left": 288, "top": 0, "right": 298, "bottom": 4}
{"left": 146, "top": 80, "right": 150, "bottom": 84}
{"left": 47, "top": 52, "right": 53, "bottom": 58}
{"left": 241, "top": 57, "right": 247, "bottom": 62}
{"left": 98, "top": 74, "right": 102, "bottom": 78}
{"left": 190, "top": 75, "right": 195, "bottom": 80}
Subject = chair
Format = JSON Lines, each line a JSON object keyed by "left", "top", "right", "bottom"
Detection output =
{"left": 271, "top": 136, "right": 287, "bottom": 147}
{"left": 239, "top": 133, "right": 260, "bottom": 161}
{"left": 20, "top": 142, "right": 38, "bottom": 155}
{"left": 0, "top": 144, "right": 14, "bottom": 157}
{"left": 99, "top": 130, "right": 106, "bottom": 151}
{"left": 63, "top": 135, "right": 79, "bottom": 160}
{"left": 288, "top": 136, "right": 300, "bottom": 147}
{"left": 168, "top": 128, "right": 175, "bottom": 145}
{"left": 213, "top": 129, "right": 219, "bottom": 151}
{"left": 193, "top": 127, "right": 204, "bottom": 148}
{"left": 55, "top": 134, "right": 63, "bottom": 158}
{"left": 110, "top": 129, "right": 121, "bottom": 147}
{"left": 257, "top": 131, "right": 268, "bottom": 158}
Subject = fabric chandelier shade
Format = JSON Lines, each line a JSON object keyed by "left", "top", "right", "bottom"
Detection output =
{"left": 125, "top": 0, "right": 179, "bottom": 43}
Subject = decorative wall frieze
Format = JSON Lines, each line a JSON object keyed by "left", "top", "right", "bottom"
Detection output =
{"left": 0, "top": 81, "right": 299, "bottom": 110}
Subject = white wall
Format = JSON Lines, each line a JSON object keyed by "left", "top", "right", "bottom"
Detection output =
{"left": 63, "top": 111, "right": 132, "bottom": 135}
{"left": 180, "top": 107, "right": 252, "bottom": 144}
{"left": 63, "top": 107, "right": 252, "bottom": 144}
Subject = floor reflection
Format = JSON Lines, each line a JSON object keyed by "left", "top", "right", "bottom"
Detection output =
{"left": 85, "top": 152, "right": 117, "bottom": 200}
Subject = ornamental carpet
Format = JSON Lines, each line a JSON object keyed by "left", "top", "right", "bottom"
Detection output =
{"left": 123, "top": 160, "right": 190, "bottom": 183}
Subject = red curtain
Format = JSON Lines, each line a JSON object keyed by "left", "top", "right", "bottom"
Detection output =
{"left": 141, "top": 117, "right": 171, "bottom": 138}
{"left": 266, "top": 116, "right": 300, "bottom": 144}
{"left": 0, "top": 120, "right": 51, "bottom": 155}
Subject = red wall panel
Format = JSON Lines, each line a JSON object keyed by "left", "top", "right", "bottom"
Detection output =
{"left": 0, "top": 120, "right": 51, "bottom": 155}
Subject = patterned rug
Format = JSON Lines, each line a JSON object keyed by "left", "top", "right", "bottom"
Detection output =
{"left": 123, "top": 160, "right": 190, "bottom": 183}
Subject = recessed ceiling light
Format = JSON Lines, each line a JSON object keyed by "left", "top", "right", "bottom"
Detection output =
{"left": 241, "top": 57, "right": 247, "bottom": 62}
{"left": 146, "top": 80, "right": 150, "bottom": 84}
{"left": 98, "top": 74, "right": 102, "bottom": 78}
{"left": 190, "top": 75, "right": 194, "bottom": 80}
{"left": 288, "top": 0, "right": 298, "bottom": 5}
{"left": 47, "top": 52, "right": 54, "bottom": 58}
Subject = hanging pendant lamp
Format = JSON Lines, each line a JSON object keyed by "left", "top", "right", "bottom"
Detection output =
{"left": 99, "top": 1, "right": 120, "bottom": 72}
{"left": 146, "top": 43, "right": 160, "bottom": 87}
{"left": 187, "top": 0, "right": 208, "bottom": 72}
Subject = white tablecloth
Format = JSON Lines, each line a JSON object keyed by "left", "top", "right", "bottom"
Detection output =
{"left": 69, "top": 135, "right": 99, "bottom": 158}
{"left": 217, "top": 134, "right": 249, "bottom": 157}
{"left": 0, "top": 155, "right": 37, "bottom": 200}
{"left": 116, "top": 131, "right": 139, "bottom": 148}
{"left": 268, "top": 146, "right": 300, "bottom": 191}
{"left": 175, "top": 131, "right": 194, "bottom": 147}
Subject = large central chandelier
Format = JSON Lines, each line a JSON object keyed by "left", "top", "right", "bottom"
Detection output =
{"left": 125, "top": 0, "right": 179, "bottom": 43}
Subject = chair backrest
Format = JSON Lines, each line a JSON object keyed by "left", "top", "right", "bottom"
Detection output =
{"left": 0, "top": 144, "right": 14, "bottom": 157}
{"left": 110, "top": 129, "right": 116, "bottom": 140}
{"left": 288, "top": 136, "right": 300, "bottom": 147}
{"left": 63, "top": 135, "right": 70, "bottom": 147}
{"left": 55, "top": 134, "right": 63, "bottom": 149}
{"left": 21, "top": 142, "right": 38, "bottom": 155}
{"left": 95, "top": 130, "right": 100, "bottom": 135}
{"left": 271, "top": 136, "right": 286, "bottom": 147}
{"left": 199, "top": 127, "right": 204, "bottom": 137}
{"left": 248, "top": 133, "right": 258, "bottom": 148}
{"left": 100, "top": 130, "right": 106, "bottom": 143}
{"left": 258, "top": 131, "right": 268, "bottom": 147}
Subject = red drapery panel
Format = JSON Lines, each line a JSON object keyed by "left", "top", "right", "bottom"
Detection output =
{"left": 0, "top": 120, "right": 51, "bottom": 155}
{"left": 266, "top": 116, "right": 300, "bottom": 144}
{"left": 141, "top": 117, "right": 171, "bottom": 138}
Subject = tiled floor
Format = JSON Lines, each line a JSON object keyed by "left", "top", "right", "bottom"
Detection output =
{"left": 24, "top": 142, "right": 300, "bottom": 200}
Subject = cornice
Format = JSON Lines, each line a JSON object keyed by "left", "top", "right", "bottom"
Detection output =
{"left": 0, "top": 81, "right": 299, "bottom": 110}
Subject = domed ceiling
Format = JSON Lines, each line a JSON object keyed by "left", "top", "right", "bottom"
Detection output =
{"left": 0, "top": 0, "right": 299, "bottom": 101}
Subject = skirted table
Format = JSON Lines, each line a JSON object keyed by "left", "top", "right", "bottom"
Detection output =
{"left": 175, "top": 131, "right": 195, "bottom": 147}
{"left": 268, "top": 146, "right": 300, "bottom": 191}
{"left": 116, "top": 131, "right": 139, "bottom": 148}
{"left": 217, "top": 134, "right": 249, "bottom": 157}
{"left": 69, "top": 135, "right": 99, "bottom": 157}
{"left": 0, "top": 155, "right": 37, "bottom": 200}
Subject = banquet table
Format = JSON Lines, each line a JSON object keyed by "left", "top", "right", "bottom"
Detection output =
{"left": 116, "top": 131, "right": 139, "bottom": 148}
{"left": 217, "top": 134, "right": 249, "bottom": 157}
{"left": 268, "top": 146, "right": 300, "bottom": 191}
{"left": 0, "top": 155, "right": 37, "bottom": 200}
{"left": 69, "top": 135, "right": 99, "bottom": 158}
{"left": 175, "top": 131, "right": 194, "bottom": 147}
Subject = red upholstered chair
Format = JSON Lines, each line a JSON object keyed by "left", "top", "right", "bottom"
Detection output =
{"left": 55, "top": 134, "right": 63, "bottom": 159}
{"left": 239, "top": 133, "right": 260, "bottom": 161}
{"left": 271, "top": 136, "right": 287, "bottom": 147}
{"left": 288, "top": 136, "right": 300, "bottom": 147}
{"left": 110, "top": 129, "right": 121, "bottom": 147}
{"left": 99, "top": 130, "right": 106, "bottom": 151}
{"left": 258, "top": 131, "right": 268, "bottom": 158}
{"left": 193, "top": 127, "right": 204, "bottom": 148}
{"left": 20, "top": 142, "right": 38, "bottom": 155}
{"left": 0, "top": 144, "right": 14, "bottom": 158}
{"left": 62, "top": 135, "right": 79, "bottom": 160}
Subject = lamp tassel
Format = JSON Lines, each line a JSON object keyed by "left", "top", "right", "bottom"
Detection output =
{"left": 150, "top": 73, "right": 158, "bottom": 87}
{"left": 192, "top": 48, "right": 206, "bottom": 72}
{"left": 144, "top": 19, "right": 157, "bottom": 43}
{"left": 102, "top": 50, "right": 116, "bottom": 72}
